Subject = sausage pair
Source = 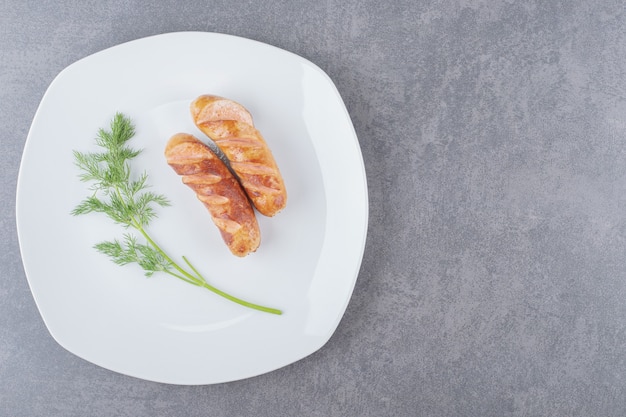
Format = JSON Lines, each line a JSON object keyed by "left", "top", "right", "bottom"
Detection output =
{"left": 164, "top": 95, "right": 287, "bottom": 257}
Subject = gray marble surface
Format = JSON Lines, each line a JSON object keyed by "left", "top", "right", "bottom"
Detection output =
{"left": 3, "top": 0, "right": 626, "bottom": 415}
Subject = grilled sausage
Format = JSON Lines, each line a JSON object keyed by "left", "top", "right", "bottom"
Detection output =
{"left": 195, "top": 120, "right": 287, "bottom": 217}
{"left": 190, "top": 96, "right": 287, "bottom": 217}
{"left": 190, "top": 94, "right": 254, "bottom": 126}
{"left": 165, "top": 133, "right": 260, "bottom": 257}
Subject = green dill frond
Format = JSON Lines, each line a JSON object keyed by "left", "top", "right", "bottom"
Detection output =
{"left": 94, "top": 239, "right": 134, "bottom": 265}
{"left": 133, "top": 242, "right": 171, "bottom": 276}
{"left": 131, "top": 191, "right": 171, "bottom": 227}
{"left": 127, "top": 172, "right": 148, "bottom": 196}
{"left": 71, "top": 196, "right": 107, "bottom": 216}
{"left": 73, "top": 150, "right": 107, "bottom": 184}
{"left": 145, "top": 192, "right": 170, "bottom": 207}
{"left": 71, "top": 113, "right": 163, "bottom": 228}
{"left": 95, "top": 234, "right": 171, "bottom": 277}
{"left": 110, "top": 113, "right": 136, "bottom": 144}
{"left": 96, "top": 113, "right": 135, "bottom": 148}
{"left": 106, "top": 191, "right": 133, "bottom": 226}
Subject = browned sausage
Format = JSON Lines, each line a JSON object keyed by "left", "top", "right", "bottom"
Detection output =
{"left": 190, "top": 96, "right": 287, "bottom": 217}
{"left": 165, "top": 133, "right": 260, "bottom": 257}
{"left": 195, "top": 120, "right": 287, "bottom": 217}
{"left": 190, "top": 95, "right": 254, "bottom": 126}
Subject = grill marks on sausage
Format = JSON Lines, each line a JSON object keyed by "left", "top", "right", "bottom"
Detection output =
{"left": 191, "top": 95, "right": 254, "bottom": 127}
{"left": 165, "top": 95, "right": 288, "bottom": 256}
{"left": 195, "top": 117, "right": 287, "bottom": 217}
{"left": 165, "top": 133, "right": 260, "bottom": 257}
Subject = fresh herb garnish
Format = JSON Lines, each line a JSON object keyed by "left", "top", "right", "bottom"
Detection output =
{"left": 71, "top": 113, "right": 282, "bottom": 315}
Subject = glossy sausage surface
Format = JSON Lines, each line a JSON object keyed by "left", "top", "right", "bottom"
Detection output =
{"left": 191, "top": 95, "right": 287, "bottom": 217}
{"left": 165, "top": 133, "right": 260, "bottom": 257}
{"left": 191, "top": 95, "right": 254, "bottom": 126}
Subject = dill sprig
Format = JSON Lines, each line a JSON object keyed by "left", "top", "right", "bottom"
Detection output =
{"left": 71, "top": 113, "right": 282, "bottom": 315}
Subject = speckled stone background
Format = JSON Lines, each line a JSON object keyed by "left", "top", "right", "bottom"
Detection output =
{"left": 2, "top": 0, "right": 626, "bottom": 416}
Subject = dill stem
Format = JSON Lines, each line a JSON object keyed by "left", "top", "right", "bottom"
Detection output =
{"left": 182, "top": 256, "right": 282, "bottom": 315}
{"left": 200, "top": 282, "right": 283, "bottom": 315}
{"left": 143, "top": 227, "right": 282, "bottom": 315}
{"left": 129, "top": 210, "right": 282, "bottom": 315}
{"left": 163, "top": 269, "right": 200, "bottom": 286}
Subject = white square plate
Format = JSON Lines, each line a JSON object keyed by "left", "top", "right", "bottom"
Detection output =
{"left": 16, "top": 32, "right": 368, "bottom": 384}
